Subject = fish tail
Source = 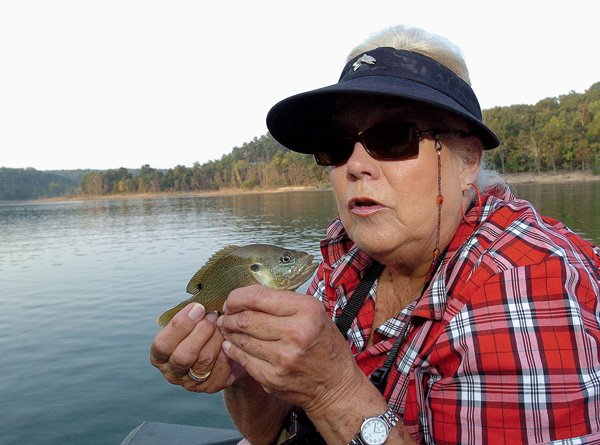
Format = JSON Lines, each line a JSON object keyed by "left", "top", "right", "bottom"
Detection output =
{"left": 157, "top": 299, "right": 193, "bottom": 328}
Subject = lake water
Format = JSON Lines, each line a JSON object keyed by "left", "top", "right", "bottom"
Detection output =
{"left": 1, "top": 184, "right": 598, "bottom": 445}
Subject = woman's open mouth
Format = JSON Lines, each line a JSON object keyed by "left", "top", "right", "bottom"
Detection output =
{"left": 348, "top": 197, "right": 386, "bottom": 216}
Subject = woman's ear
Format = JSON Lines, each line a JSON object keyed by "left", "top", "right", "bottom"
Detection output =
{"left": 459, "top": 137, "right": 483, "bottom": 191}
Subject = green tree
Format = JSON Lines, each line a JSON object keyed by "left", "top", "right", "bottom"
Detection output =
{"left": 81, "top": 171, "right": 109, "bottom": 195}
{"left": 137, "top": 164, "right": 163, "bottom": 193}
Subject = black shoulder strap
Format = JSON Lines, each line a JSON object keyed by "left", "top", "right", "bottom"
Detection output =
{"left": 369, "top": 321, "right": 410, "bottom": 394}
{"left": 335, "top": 261, "right": 384, "bottom": 339}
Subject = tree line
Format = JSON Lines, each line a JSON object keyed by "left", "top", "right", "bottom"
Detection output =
{"left": 2, "top": 82, "right": 599, "bottom": 200}
{"left": 79, "top": 136, "right": 329, "bottom": 195}
{"left": 80, "top": 82, "right": 600, "bottom": 196}
{"left": 483, "top": 82, "right": 600, "bottom": 174}
{"left": 0, "top": 167, "right": 78, "bottom": 200}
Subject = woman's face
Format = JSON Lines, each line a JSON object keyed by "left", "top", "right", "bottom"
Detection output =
{"left": 328, "top": 105, "right": 480, "bottom": 272}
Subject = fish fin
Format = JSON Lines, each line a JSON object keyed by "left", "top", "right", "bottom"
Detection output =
{"left": 157, "top": 298, "right": 193, "bottom": 328}
{"left": 185, "top": 245, "right": 241, "bottom": 294}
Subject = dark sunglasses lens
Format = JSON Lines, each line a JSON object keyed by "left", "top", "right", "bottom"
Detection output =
{"left": 314, "top": 151, "right": 345, "bottom": 166}
{"left": 313, "top": 134, "right": 355, "bottom": 166}
{"left": 312, "top": 123, "right": 420, "bottom": 165}
{"left": 361, "top": 123, "right": 419, "bottom": 160}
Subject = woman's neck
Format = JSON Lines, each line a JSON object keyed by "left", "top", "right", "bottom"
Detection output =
{"left": 368, "top": 267, "right": 425, "bottom": 346}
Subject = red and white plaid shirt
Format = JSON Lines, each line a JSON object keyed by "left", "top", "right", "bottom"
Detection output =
{"left": 308, "top": 186, "right": 600, "bottom": 444}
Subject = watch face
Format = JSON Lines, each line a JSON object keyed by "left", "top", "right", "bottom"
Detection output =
{"left": 361, "top": 417, "right": 389, "bottom": 445}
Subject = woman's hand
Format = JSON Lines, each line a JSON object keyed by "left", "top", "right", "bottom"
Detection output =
{"left": 150, "top": 303, "right": 245, "bottom": 393}
{"left": 218, "top": 285, "right": 364, "bottom": 416}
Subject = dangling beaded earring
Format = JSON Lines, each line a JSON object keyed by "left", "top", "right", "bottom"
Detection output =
{"left": 428, "top": 134, "right": 444, "bottom": 278}
{"left": 460, "top": 182, "right": 483, "bottom": 226}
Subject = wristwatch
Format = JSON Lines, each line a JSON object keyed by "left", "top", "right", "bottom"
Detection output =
{"left": 348, "top": 408, "right": 399, "bottom": 445}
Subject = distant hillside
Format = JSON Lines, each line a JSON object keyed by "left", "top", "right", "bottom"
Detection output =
{"left": 0, "top": 168, "right": 78, "bottom": 200}
{"left": 1, "top": 82, "right": 599, "bottom": 200}
{"left": 45, "top": 169, "right": 98, "bottom": 184}
{"left": 44, "top": 168, "right": 146, "bottom": 184}
{"left": 74, "top": 82, "right": 600, "bottom": 197}
{"left": 74, "top": 135, "right": 325, "bottom": 195}
{"left": 483, "top": 82, "right": 600, "bottom": 174}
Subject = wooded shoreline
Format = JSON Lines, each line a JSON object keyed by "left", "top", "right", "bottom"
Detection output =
{"left": 25, "top": 171, "right": 600, "bottom": 204}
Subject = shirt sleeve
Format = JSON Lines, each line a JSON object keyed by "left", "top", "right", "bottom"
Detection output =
{"left": 425, "top": 256, "right": 600, "bottom": 444}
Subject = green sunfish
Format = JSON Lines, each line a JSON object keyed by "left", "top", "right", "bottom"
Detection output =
{"left": 157, "top": 243, "right": 319, "bottom": 327}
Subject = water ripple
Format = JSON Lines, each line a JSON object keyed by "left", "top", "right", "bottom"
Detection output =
{"left": 1, "top": 186, "right": 596, "bottom": 444}
{"left": 0, "top": 191, "right": 336, "bottom": 444}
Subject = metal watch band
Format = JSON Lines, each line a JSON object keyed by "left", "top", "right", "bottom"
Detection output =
{"left": 381, "top": 409, "right": 399, "bottom": 429}
{"left": 347, "top": 408, "right": 399, "bottom": 445}
{"left": 348, "top": 436, "right": 366, "bottom": 445}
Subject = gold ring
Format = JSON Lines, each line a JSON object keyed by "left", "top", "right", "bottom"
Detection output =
{"left": 188, "top": 368, "right": 212, "bottom": 383}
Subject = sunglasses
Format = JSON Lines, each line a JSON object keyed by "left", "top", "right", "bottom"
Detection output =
{"left": 312, "top": 121, "right": 466, "bottom": 166}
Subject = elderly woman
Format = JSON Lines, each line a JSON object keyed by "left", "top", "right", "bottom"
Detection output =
{"left": 150, "top": 24, "right": 600, "bottom": 444}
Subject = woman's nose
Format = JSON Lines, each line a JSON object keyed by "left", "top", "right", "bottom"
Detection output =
{"left": 345, "top": 142, "right": 379, "bottom": 179}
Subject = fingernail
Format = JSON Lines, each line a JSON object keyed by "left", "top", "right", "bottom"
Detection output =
{"left": 222, "top": 340, "right": 231, "bottom": 353}
{"left": 216, "top": 315, "right": 224, "bottom": 327}
{"left": 188, "top": 303, "right": 205, "bottom": 321}
{"left": 206, "top": 311, "right": 219, "bottom": 322}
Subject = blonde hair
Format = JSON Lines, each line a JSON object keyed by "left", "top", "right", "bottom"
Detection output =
{"left": 347, "top": 24, "right": 472, "bottom": 85}
{"left": 348, "top": 24, "right": 507, "bottom": 193}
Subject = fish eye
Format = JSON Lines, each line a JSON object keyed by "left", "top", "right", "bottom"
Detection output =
{"left": 280, "top": 253, "right": 292, "bottom": 263}
{"left": 250, "top": 264, "right": 260, "bottom": 272}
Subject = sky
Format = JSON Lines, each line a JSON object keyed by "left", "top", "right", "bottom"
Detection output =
{"left": 1, "top": 0, "right": 598, "bottom": 171}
